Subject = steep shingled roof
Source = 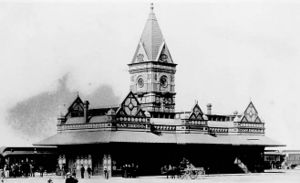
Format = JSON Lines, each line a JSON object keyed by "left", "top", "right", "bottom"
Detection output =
{"left": 132, "top": 4, "right": 173, "bottom": 63}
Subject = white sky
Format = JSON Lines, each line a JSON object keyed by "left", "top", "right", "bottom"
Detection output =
{"left": 0, "top": 0, "right": 299, "bottom": 149}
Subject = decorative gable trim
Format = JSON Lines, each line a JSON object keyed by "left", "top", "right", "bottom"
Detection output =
{"left": 132, "top": 41, "right": 149, "bottom": 63}
{"left": 116, "top": 91, "right": 146, "bottom": 117}
{"left": 244, "top": 101, "right": 258, "bottom": 115}
{"left": 244, "top": 101, "right": 259, "bottom": 122}
{"left": 66, "top": 96, "right": 84, "bottom": 118}
{"left": 241, "top": 116, "right": 248, "bottom": 122}
{"left": 255, "top": 116, "right": 262, "bottom": 123}
{"left": 136, "top": 109, "right": 146, "bottom": 117}
{"left": 68, "top": 96, "right": 83, "bottom": 110}
{"left": 189, "top": 103, "right": 204, "bottom": 121}
{"left": 156, "top": 42, "right": 173, "bottom": 63}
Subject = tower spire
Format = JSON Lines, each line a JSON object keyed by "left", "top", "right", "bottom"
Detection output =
{"left": 128, "top": 4, "right": 177, "bottom": 116}
{"left": 131, "top": 3, "right": 174, "bottom": 64}
{"left": 150, "top": 2, "right": 154, "bottom": 11}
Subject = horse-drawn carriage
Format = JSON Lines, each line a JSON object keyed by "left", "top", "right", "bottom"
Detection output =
{"left": 178, "top": 165, "right": 205, "bottom": 179}
{"left": 161, "top": 159, "right": 205, "bottom": 179}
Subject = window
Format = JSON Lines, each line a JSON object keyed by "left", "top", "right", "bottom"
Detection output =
{"left": 71, "top": 104, "right": 84, "bottom": 117}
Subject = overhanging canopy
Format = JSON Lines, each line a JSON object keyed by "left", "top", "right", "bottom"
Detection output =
{"left": 34, "top": 130, "right": 284, "bottom": 147}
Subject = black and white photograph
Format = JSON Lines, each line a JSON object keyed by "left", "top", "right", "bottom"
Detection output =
{"left": 0, "top": 0, "right": 300, "bottom": 182}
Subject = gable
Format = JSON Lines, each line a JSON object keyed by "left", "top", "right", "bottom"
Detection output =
{"left": 156, "top": 42, "right": 173, "bottom": 63}
{"left": 244, "top": 102, "right": 259, "bottom": 122}
{"left": 189, "top": 103, "right": 204, "bottom": 120}
{"left": 132, "top": 42, "right": 149, "bottom": 63}
{"left": 116, "top": 92, "right": 146, "bottom": 117}
{"left": 241, "top": 116, "right": 248, "bottom": 122}
{"left": 67, "top": 96, "right": 84, "bottom": 117}
{"left": 255, "top": 116, "right": 262, "bottom": 123}
{"left": 136, "top": 109, "right": 146, "bottom": 117}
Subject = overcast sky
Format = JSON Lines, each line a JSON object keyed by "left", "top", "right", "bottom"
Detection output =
{"left": 0, "top": 0, "right": 299, "bottom": 149}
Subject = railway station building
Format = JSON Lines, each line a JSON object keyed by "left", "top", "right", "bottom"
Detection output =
{"left": 36, "top": 4, "right": 284, "bottom": 176}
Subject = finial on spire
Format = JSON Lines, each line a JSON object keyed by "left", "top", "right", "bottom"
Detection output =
{"left": 150, "top": 2, "right": 154, "bottom": 11}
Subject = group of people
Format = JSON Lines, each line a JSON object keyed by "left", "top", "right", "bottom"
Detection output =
{"left": 0, "top": 161, "right": 40, "bottom": 178}
{"left": 121, "top": 163, "right": 139, "bottom": 178}
{"left": 63, "top": 164, "right": 92, "bottom": 183}
{"left": 68, "top": 164, "right": 92, "bottom": 179}
{"left": 161, "top": 165, "right": 177, "bottom": 179}
{"left": 79, "top": 165, "right": 92, "bottom": 179}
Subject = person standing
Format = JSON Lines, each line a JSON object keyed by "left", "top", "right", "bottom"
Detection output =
{"left": 123, "top": 164, "right": 127, "bottom": 178}
{"left": 39, "top": 166, "right": 44, "bottom": 177}
{"left": 104, "top": 167, "right": 109, "bottom": 179}
{"left": 87, "top": 166, "right": 92, "bottom": 178}
{"left": 29, "top": 163, "right": 34, "bottom": 177}
{"left": 71, "top": 164, "right": 76, "bottom": 178}
{"left": 3, "top": 164, "right": 9, "bottom": 178}
{"left": 0, "top": 168, "right": 4, "bottom": 182}
{"left": 80, "top": 165, "right": 85, "bottom": 179}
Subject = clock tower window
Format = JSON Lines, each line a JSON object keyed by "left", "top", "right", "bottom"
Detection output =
{"left": 160, "top": 75, "right": 168, "bottom": 88}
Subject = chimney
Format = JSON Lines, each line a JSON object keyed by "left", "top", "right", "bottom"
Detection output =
{"left": 84, "top": 100, "right": 90, "bottom": 123}
{"left": 206, "top": 103, "right": 212, "bottom": 115}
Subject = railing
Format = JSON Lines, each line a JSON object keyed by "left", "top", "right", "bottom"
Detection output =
{"left": 237, "top": 122, "right": 264, "bottom": 128}
{"left": 116, "top": 117, "right": 149, "bottom": 123}
{"left": 57, "top": 122, "right": 111, "bottom": 131}
{"left": 57, "top": 116, "right": 264, "bottom": 135}
{"left": 186, "top": 120, "right": 207, "bottom": 126}
{"left": 152, "top": 125, "right": 176, "bottom": 131}
{"left": 208, "top": 127, "right": 229, "bottom": 134}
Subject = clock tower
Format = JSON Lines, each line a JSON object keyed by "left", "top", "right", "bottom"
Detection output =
{"left": 128, "top": 4, "right": 177, "bottom": 118}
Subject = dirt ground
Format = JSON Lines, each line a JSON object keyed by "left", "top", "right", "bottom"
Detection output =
{"left": 1, "top": 170, "right": 300, "bottom": 183}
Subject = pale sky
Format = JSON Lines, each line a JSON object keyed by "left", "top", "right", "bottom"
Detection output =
{"left": 0, "top": 0, "right": 299, "bottom": 149}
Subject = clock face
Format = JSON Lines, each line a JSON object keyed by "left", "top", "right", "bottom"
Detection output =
{"left": 137, "top": 78, "right": 144, "bottom": 88}
{"left": 160, "top": 76, "right": 168, "bottom": 88}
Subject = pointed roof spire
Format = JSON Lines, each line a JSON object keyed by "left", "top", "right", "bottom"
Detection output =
{"left": 132, "top": 3, "right": 174, "bottom": 64}
{"left": 148, "top": 3, "right": 156, "bottom": 20}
